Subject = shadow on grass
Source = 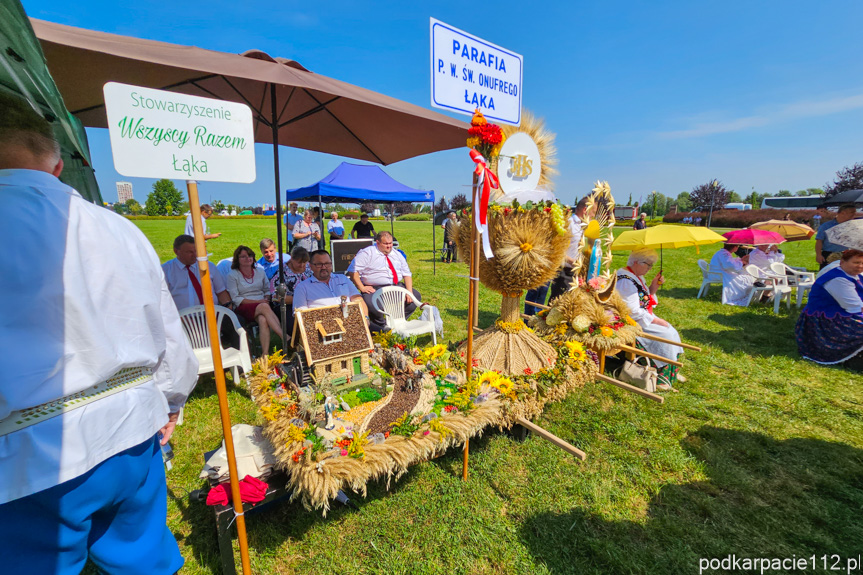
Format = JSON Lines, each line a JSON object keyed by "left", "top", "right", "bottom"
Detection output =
{"left": 679, "top": 311, "right": 801, "bottom": 360}
{"left": 518, "top": 426, "right": 863, "bottom": 575}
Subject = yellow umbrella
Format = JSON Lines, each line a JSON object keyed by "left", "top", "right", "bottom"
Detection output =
{"left": 749, "top": 219, "right": 814, "bottom": 241}
{"left": 611, "top": 224, "right": 727, "bottom": 271}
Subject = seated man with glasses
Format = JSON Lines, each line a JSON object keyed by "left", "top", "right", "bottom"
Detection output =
{"left": 293, "top": 250, "right": 365, "bottom": 313}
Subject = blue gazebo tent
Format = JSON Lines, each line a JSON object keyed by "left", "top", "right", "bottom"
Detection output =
{"left": 285, "top": 162, "right": 441, "bottom": 272}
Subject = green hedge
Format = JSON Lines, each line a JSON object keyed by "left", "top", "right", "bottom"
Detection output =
{"left": 397, "top": 213, "right": 431, "bottom": 221}
{"left": 663, "top": 209, "right": 827, "bottom": 228}
{"left": 125, "top": 214, "right": 278, "bottom": 220}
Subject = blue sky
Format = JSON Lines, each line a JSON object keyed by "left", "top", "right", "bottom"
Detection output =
{"left": 23, "top": 0, "right": 863, "bottom": 207}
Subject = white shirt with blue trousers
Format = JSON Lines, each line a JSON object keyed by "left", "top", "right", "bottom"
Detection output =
{"left": 0, "top": 169, "right": 199, "bottom": 574}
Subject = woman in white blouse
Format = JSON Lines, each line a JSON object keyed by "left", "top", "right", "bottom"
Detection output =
{"left": 708, "top": 243, "right": 755, "bottom": 306}
{"left": 616, "top": 249, "right": 685, "bottom": 390}
{"left": 749, "top": 244, "right": 785, "bottom": 271}
{"left": 226, "top": 245, "right": 283, "bottom": 356}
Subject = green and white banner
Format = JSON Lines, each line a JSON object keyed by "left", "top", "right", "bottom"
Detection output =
{"left": 103, "top": 82, "right": 256, "bottom": 183}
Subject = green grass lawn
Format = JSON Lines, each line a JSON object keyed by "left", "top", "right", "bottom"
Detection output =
{"left": 134, "top": 218, "right": 863, "bottom": 574}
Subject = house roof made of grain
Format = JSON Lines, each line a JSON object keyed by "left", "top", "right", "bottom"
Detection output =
{"left": 292, "top": 302, "right": 373, "bottom": 365}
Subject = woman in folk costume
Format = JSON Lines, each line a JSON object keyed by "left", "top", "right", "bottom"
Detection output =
{"left": 709, "top": 243, "right": 755, "bottom": 306}
{"left": 616, "top": 249, "right": 685, "bottom": 390}
{"left": 796, "top": 249, "right": 863, "bottom": 371}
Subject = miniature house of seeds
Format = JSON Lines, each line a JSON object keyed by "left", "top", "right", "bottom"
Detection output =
{"left": 290, "top": 302, "right": 373, "bottom": 387}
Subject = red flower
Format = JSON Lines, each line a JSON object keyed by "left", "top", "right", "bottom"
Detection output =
{"left": 544, "top": 207, "right": 551, "bottom": 213}
{"left": 503, "top": 207, "right": 512, "bottom": 215}
{"left": 523, "top": 368, "right": 533, "bottom": 375}
{"left": 472, "top": 358, "right": 479, "bottom": 367}
{"left": 384, "top": 431, "right": 390, "bottom": 438}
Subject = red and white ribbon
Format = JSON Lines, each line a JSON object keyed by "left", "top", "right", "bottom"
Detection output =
{"left": 469, "top": 149, "right": 499, "bottom": 258}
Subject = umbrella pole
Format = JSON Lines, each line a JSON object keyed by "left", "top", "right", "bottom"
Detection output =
{"left": 390, "top": 202, "right": 395, "bottom": 237}
{"left": 187, "top": 181, "right": 252, "bottom": 575}
{"left": 270, "top": 83, "right": 289, "bottom": 349}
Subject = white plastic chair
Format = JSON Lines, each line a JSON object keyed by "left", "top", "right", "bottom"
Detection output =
{"left": 744, "top": 265, "right": 791, "bottom": 314}
{"left": 371, "top": 286, "right": 437, "bottom": 344}
{"left": 179, "top": 305, "right": 253, "bottom": 383}
{"left": 697, "top": 259, "right": 722, "bottom": 298}
{"left": 770, "top": 262, "right": 815, "bottom": 308}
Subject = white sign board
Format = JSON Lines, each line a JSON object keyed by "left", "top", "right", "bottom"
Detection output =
{"left": 497, "top": 132, "right": 541, "bottom": 194}
{"left": 429, "top": 18, "right": 523, "bottom": 126}
{"left": 103, "top": 82, "right": 256, "bottom": 183}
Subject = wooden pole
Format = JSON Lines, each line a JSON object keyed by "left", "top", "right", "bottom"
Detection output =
{"left": 515, "top": 417, "right": 586, "bottom": 461}
{"left": 617, "top": 344, "right": 683, "bottom": 367}
{"left": 187, "top": 181, "right": 252, "bottom": 575}
{"left": 595, "top": 373, "right": 665, "bottom": 403}
{"left": 639, "top": 333, "right": 702, "bottom": 352}
{"left": 463, "top": 173, "right": 480, "bottom": 481}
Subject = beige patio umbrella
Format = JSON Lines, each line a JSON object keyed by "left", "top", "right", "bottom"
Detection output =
{"left": 32, "top": 19, "right": 468, "bottom": 575}
{"left": 749, "top": 219, "right": 815, "bottom": 241}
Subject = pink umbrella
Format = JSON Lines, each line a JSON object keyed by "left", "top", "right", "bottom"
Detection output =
{"left": 722, "top": 229, "right": 786, "bottom": 245}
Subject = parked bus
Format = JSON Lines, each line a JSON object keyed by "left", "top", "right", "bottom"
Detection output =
{"left": 723, "top": 203, "right": 752, "bottom": 211}
{"left": 760, "top": 195, "right": 823, "bottom": 210}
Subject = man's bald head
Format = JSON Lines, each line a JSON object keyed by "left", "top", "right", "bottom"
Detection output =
{"left": 0, "top": 92, "right": 62, "bottom": 175}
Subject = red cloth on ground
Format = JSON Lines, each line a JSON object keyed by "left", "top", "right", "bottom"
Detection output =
{"left": 205, "top": 475, "right": 269, "bottom": 506}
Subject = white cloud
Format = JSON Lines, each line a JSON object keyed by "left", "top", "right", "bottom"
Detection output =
{"left": 659, "top": 90, "right": 863, "bottom": 139}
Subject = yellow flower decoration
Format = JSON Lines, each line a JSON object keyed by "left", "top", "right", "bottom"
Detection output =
{"left": 476, "top": 371, "right": 501, "bottom": 387}
{"left": 554, "top": 323, "right": 568, "bottom": 336}
{"left": 491, "top": 376, "right": 515, "bottom": 398}
{"left": 519, "top": 242, "right": 533, "bottom": 253}
{"left": 285, "top": 424, "right": 306, "bottom": 446}
{"left": 599, "top": 326, "right": 614, "bottom": 338}
{"left": 564, "top": 341, "right": 587, "bottom": 362}
{"left": 625, "top": 316, "right": 637, "bottom": 327}
{"left": 261, "top": 402, "right": 284, "bottom": 422}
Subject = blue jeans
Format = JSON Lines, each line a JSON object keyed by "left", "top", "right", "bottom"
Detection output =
{"left": 525, "top": 282, "right": 550, "bottom": 315}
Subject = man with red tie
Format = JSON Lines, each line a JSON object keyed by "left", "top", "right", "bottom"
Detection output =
{"left": 162, "top": 235, "right": 232, "bottom": 311}
{"left": 348, "top": 231, "right": 421, "bottom": 331}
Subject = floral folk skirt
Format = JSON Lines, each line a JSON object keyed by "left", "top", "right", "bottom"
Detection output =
{"left": 795, "top": 310, "right": 863, "bottom": 365}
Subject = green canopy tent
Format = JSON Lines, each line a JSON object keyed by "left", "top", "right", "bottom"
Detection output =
{"left": 0, "top": 0, "right": 102, "bottom": 204}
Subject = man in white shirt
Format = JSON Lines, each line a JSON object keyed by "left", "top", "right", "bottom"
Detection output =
{"left": 348, "top": 231, "right": 421, "bottom": 329}
{"left": 548, "top": 197, "right": 589, "bottom": 303}
{"left": 293, "top": 250, "right": 365, "bottom": 312}
{"left": 163, "top": 234, "right": 232, "bottom": 310}
{"left": 185, "top": 203, "right": 220, "bottom": 240}
{"left": 0, "top": 92, "right": 198, "bottom": 574}
{"left": 284, "top": 202, "right": 303, "bottom": 244}
{"left": 328, "top": 211, "right": 345, "bottom": 241}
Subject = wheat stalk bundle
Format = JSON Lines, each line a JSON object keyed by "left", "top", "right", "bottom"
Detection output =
{"left": 455, "top": 206, "right": 571, "bottom": 374}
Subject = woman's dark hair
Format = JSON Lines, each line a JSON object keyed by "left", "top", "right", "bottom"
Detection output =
{"left": 289, "top": 246, "right": 310, "bottom": 263}
{"left": 841, "top": 249, "right": 863, "bottom": 261}
{"left": 724, "top": 243, "right": 740, "bottom": 252}
{"left": 231, "top": 245, "right": 256, "bottom": 270}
